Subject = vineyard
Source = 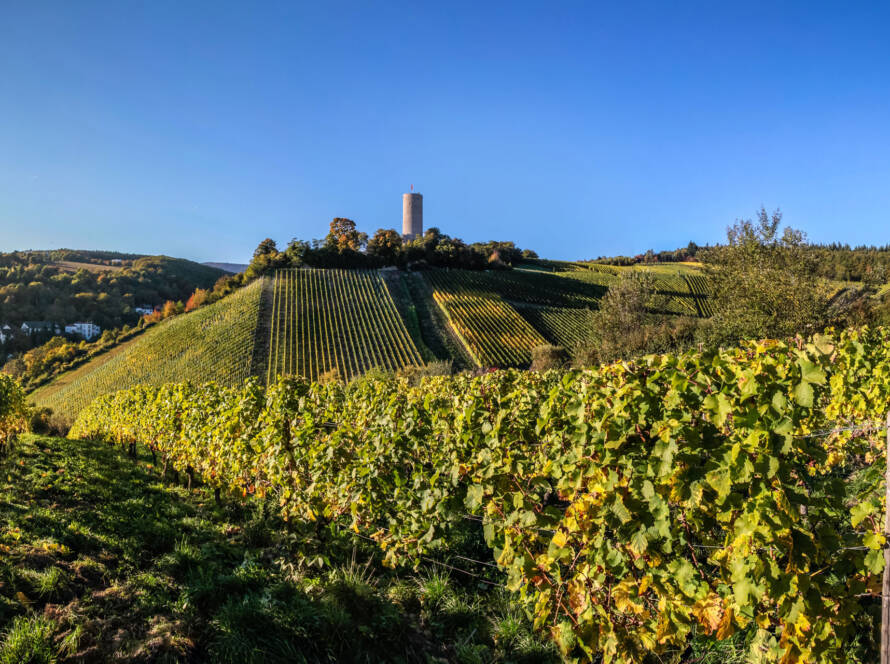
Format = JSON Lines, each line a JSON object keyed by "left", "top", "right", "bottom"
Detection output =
{"left": 25, "top": 265, "right": 719, "bottom": 414}
{"left": 427, "top": 269, "right": 607, "bottom": 308}
{"left": 685, "top": 273, "right": 716, "bottom": 316}
{"left": 70, "top": 325, "right": 890, "bottom": 662}
{"left": 556, "top": 266, "right": 708, "bottom": 316}
{"left": 33, "top": 277, "right": 264, "bottom": 421}
{"left": 513, "top": 304, "right": 597, "bottom": 349}
{"left": 424, "top": 270, "right": 548, "bottom": 367}
{"left": 266, "top": 269, "right": 423, "bottom": 382}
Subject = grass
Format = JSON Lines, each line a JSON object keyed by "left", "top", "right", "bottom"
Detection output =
{"left": 28, "top": 333, "right": 145, "bottom": 406}
{"left": 0, "top": 434, "right": 559, "bottom": 663}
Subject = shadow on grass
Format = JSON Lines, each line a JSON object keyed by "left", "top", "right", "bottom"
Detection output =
{"left": 0, "top": 435, "right": 558, "bottom": 663}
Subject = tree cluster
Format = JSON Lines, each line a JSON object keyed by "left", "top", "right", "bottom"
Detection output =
{"left": 589, "top": 242, "right": 703, "bottom": 266}
{"left": 244, "top": 219, "right": 536, "bottom": 278}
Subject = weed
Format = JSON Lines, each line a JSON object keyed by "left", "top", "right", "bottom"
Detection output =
{"left": 32, "top": 567, "right": 70, "bottom": 601}
{"left": 417, "top": 569, "right": 452, "bottom": 613}
{"left": 0, "top": 615, "right": 57, "bottom": 664}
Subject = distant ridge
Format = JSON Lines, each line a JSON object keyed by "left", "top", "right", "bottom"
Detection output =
{"left": 203, "top": 262, "right": 248, "bottom": 274}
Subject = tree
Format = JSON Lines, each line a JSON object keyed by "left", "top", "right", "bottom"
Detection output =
{"left": 161, "top": 300, "right": 178, "bottom": 319}
{"left": 589, "top": 273, "right": 661, "bottom": 361}
{"left": 366, "top": 229, "right": 403, "bottom": 264}
{"left": 185, "top": 288, "right": 209, "bottom": 312}
{"left": 284, "top": 239, "right": 311, "bottom": 267}
{"left": 326, "top": 218, "right": 365, "bottom": 253}
{"left": 253, "top": 238, "right": 278, "bottom": 258}
{"left": 700, "top": 207, "right": 830, "bottom": 343}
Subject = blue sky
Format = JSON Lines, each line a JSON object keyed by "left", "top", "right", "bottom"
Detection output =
{"left": 1, "top": 2, "right": 888, "bottom": 263}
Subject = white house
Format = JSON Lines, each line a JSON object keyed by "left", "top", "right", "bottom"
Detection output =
{"left": 134, "top": 306, "right": 155, "bottom": 316}
{"left": 0, "top": 324, "right": 13, "bottom": 344}
{"left": 65, "top": 322, "right": 101, "bottom": 340}
{"left": 21, "top": 321, "right": 60, "bottom": 335}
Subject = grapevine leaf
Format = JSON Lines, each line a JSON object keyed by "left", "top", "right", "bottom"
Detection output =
{"left": 865, "top": 549, "right": 885, "bottom": 575}
{"left": 797, "top": 357, "right": 826, "bottom": 384}
{"left": 465, "top": 484, "right": 483, "bottom": 510}
{"left": 792, "top": 381, "right": 813, "bottom": 408}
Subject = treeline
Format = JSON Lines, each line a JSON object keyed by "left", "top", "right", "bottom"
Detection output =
{"left": 0, "top": 249, "right": 145, "bottom": 268}
{"left": 589, "top": 241, "right": 704, "bottom": 265}
{"left": 245, "top": 218, "right": 538, "bottom": 278}
{"left": 591, "top": 236, "right": 890, "bottom": 284}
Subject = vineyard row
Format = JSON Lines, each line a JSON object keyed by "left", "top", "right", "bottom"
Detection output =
{"left": 70, "top": 326, "right": 890, "bottom": 662}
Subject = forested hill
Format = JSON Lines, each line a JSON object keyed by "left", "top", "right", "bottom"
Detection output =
{"left": 0, "top": 251, "right": 225, "bottom": 333}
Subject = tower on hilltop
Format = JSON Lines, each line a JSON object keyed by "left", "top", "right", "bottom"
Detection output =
{"left": 402, "top": 189, "right": 423, "bottom": 241}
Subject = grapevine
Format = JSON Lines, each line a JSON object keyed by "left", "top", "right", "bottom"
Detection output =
{"left": 71, "top": 326, "right": 890, "bottom": 662}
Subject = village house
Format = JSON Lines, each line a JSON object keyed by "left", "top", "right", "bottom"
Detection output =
{"left": 21, "top": 321, "right": 60, "bottom": 335}
{"left": 64, "top": 322, "right": 101, "bottom": 340}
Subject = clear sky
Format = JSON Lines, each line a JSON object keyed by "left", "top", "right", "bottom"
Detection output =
{"left": 1, "top": 2, "right": 888, "bottom": 263}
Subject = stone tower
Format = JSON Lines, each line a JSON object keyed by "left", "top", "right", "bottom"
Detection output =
{"left": 402, "top": 192, "right": 423, "bottom": 241}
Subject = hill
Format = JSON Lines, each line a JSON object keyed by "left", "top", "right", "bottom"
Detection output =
{"left": 203, "top": 261, "right": 248, "bottom": 273}
{"left": 0, "top": 251, "right": 226, "bottom": 338}
{"left": 31, "top": 265, "right": 714, "bottom": 422}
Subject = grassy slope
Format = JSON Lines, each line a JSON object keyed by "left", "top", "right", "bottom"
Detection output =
{"left": 52, "top": 261, "right": 123, "bottom": 274}
{"left": 0, "top": 435, "right": 557, "bottom": 663}
{"left": 32, "top": 279, "right": 264, "bottom": 422}
{"left": 28, "top": 333, "right": 147, "bottom": 405}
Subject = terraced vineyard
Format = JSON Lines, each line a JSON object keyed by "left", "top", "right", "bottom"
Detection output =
{"left": 425, "top": 271, "right": 548, "bottom": 367}
{"left": 266, "top": 269, "right": 423, "bottom": 381}
{"left": 514, "top": 305, "right": 596, "bottom": 349}
{"left": 33, "top": 278, "right": 264, "bottom": 420}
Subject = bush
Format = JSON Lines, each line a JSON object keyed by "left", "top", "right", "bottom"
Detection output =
{"left": 396, "top": 361, "right": 452, "bottom": 385}
{"left": 0, "top": 375, "right": 28, "bottom": 455}
{"left": 529, "top": 345, "right": 566, "bottom": 371}
{"left": 28, "top": 407, "right": 53, "bottom": 435}
{"left": 318, "top": 368, "right": 343, "bottom": 385}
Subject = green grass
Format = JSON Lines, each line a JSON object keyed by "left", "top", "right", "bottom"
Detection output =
{"left": 0, "top": 434, "right": 559, "bottom": 663}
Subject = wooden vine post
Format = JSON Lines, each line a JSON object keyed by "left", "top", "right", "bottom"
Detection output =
{"left": 883, "top": 410, "right": 890, "bottom": 664}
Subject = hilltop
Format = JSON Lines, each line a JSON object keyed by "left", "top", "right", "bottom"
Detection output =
{"left": 203, "top": 262, "right": 249, "bottom": 274}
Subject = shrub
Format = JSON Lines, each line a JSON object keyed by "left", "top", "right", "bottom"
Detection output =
{"left": 529, "top": 345, "right": 566, "bottom": 371}
{"left": 0, "top": 375, "right": 28, "bottom": 455}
